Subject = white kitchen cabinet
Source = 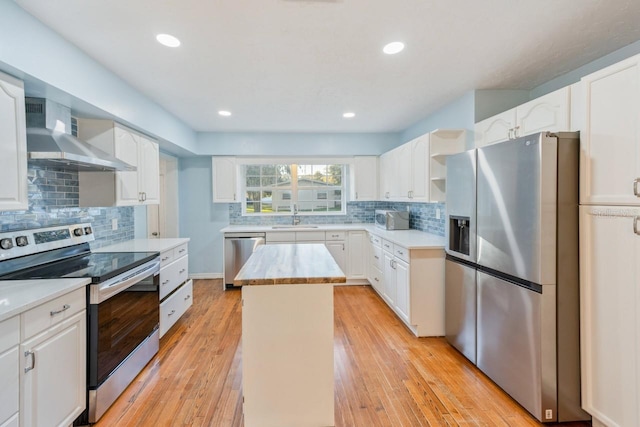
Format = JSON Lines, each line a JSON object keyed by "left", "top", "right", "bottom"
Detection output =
{"left": 475, "top": 87, "right": 571, "bottom": 148}
{"left": 159, "top": 243, "right": 192, "bottom": 338}
{"left": 351, "top": 156, "right": 378, "bottom": 201}
{"left": 0, "top": 71, "right": 28, "bottom": 211}
{"left": 20, "top": 287, "right": 86, "bottom": 427}
{"left": 0, "top": 316, "right": 19, "bottom": 427}
{"left": 379, "top": 134, "right": 429, "bottom": 202}
{"left": 78, "top": 119, "right": 160, "bottom": 206}
{"left": 579, "top": 206, "right": 640, "bottom": 427}
{"left": 580, "top": 54, "right": 640, "bottom": 206}
{"left": 428, "top": 129, "right": 466, "bottom": 202}
{"left": 368, "top": 231, "right": 445, "bottom": 337}
{"left": 367, "top": 233, "right": 384, "bottom": 294}
{"left": 346, "top": 231, "right": 367, "bottom": 281}
{"left": 212, "top": 157, "right": 238, "bottom": 203}
{"left": 324, "top": 231, "right": 346, "bottom": 274}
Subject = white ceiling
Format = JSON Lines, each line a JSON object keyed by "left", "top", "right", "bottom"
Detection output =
{"left": 14, "top": 0, "right": 640, "bottom": 133}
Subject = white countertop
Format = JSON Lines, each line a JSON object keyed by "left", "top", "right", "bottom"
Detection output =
{"left": 221, "top": 224, "right": 445, "bottom": 249}
{"left": 95, "top": 238, "right": 190, "bottom": 254}
{"left": 0, "top": 278, "right": 91, "bottom": 322}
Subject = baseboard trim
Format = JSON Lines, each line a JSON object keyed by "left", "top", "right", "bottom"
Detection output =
{"left": 189, "top": 273, "right": 223, "bottom": 280}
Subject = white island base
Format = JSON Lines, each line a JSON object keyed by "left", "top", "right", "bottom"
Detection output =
{"left": 242, "top": 283, "right": 334, "bottom": 427}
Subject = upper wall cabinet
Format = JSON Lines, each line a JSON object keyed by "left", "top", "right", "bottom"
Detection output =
{"left": 351, "top": 156, "right": 378, "bottom": 201}
{"left": 77, "top": 119, "right": 160, "bottom": 206}
{"left": 0, "top": 71, "right": 28, "bottom": 211}
{"left": 212, "top": 157, "right": 238, "bottom": 203}
{"left": 429, "top": 129, "right": 466, "bottom": 202}
{"left": 580, "top": 54, "right": 640, "bottom": 206}
{"left": 474, "top": 86, "right": 572, "bottom": 148}
{"left": 380, "top": 133, "right": 429, "bottom": 202}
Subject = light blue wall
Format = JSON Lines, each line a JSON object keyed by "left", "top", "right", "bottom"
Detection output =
{"left": 530, "top": 39, "right": 640, "bottom": 98}
{"left": 197, "top": 132, "right": 401, "bottom": 156}
{"left": 0, "top": 0, "right": 197, "bottom": 156}
{"left": 179, "top": 157, "right": 229, "bottom": 275}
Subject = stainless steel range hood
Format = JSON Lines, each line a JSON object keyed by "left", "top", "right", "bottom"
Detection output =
{"left": 25, "top": 98, "right": 136, "bottom": 172}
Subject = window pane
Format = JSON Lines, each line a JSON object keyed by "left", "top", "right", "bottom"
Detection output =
{"left": 246, "top": 165, "right": 260, "bottom": 176}
{"left": 261, "top": 165, "right": 277, "bottom": 175}
{"left": 246, "top": 176, "right": 260, "bottom": 187}
{"left": 246, "top": 202, "right": 258, "bottom": 213}
{"left": 261, "top": 176, "right": 276, "bottom": 187}
{"left": 246, "top": 191, "right": 260, "bottom": 201}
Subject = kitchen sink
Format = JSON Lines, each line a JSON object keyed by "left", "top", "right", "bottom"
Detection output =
{"left": 271, "top": 225, "right": 319, "bottom": 229}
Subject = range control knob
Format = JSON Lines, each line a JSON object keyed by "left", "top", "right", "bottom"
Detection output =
{"left": 73, "top": 228, "right": 84, "bottom": 236}
{"left": 15, "top": 236, "right": 28, "bottom": 247}
{"left": 0, "top": 238, "right": 14, "bottom": 250}
{"left": 84, "top": 226, "right": 93, "bottom": 235}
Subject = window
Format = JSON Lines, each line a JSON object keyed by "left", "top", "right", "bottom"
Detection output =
{"left": 243, "top": 163, "right": 345, "bottom": 215}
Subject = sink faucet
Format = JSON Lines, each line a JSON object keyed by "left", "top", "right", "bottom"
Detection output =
{"left": 292, "top": 204, "right": 300, "bottom": 226}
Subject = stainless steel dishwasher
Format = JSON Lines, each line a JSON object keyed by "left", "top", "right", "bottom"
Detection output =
{"left": 224, "top": 232, "right": 266, "bottom": 287}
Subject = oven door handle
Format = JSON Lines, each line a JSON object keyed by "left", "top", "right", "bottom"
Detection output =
{"left": 91, "top": 259, "right": 160, "bottom": 304}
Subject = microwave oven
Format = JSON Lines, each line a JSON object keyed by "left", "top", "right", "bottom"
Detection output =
{"left": 375, "top": 210, "right": 410, "bottom": 230}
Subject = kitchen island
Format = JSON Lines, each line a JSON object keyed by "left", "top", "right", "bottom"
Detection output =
{"left": 236, "top": 243, "right": 345, "bottom": 427}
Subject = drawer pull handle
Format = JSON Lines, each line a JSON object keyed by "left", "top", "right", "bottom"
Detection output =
{"left": 179, "top": 269, "right": 186, "bottom": 274}
{"left": 374, "top": 255, "right": 379, "bottom": 259}
{"left": 398, "top": 251, "right": 404, "bottom": 255}
{"left": 374, "top": 278, "right": 379, "bottom": 282}
{"left": 162, "top": 280, "right": 170, "bottom": 285}
{"left": 161, "top": 256, "right": 169, "bottom": 261}
{"left": 185, "top": 295, "right": 191, "bottom": 301}
{"left": 178, "top": 249, "right": 186, "bottom": 253}
{"left": 50, "top": 304, "right": 70, "bottom": 316}
{"left": 168, "top": 310, "right": 176, "bottom": 316}
{"left": 24, "top": 350, "right": 35, "bottom": 373}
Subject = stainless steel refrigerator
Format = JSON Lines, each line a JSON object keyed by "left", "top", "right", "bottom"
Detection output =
{"left": 445, "top": 132, "right": 590, "bottom": 423}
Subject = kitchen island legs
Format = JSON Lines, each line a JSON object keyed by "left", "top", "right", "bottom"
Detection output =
{"left": 242, "top": 283, "right": 334, "bottom": 427}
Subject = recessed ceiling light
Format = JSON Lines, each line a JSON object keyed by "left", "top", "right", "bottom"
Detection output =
{"left": 218, "top": 110, "right": 232, "bottom": 117}
{"left": 383, "top": 41, "right": 405, "bottom": 55}
{"left": 156, "top": 33, "right": 181, "bottom": 48}
{"left": 343, "top": 112, "right": 355, "bottom": 118}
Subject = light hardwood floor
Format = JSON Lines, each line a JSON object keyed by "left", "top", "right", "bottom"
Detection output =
{"left": 95, "top": 280, "right": 591, "bottom": 427}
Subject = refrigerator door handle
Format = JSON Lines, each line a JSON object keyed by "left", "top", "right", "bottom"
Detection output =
{"left": 634, "top": 178, "right": 640, "bottom": 197}
{"left": 634, "top": 216, "right": 640, "bottom": 235}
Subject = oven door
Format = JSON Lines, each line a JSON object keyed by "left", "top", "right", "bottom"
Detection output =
{"left": 85, "top": 258, "right": 160, "bottom": 423}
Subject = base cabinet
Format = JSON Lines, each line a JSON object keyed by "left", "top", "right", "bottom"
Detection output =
{"left": 368, "top": 232, "right": 445, "bottom": 337}
{"left": 159, "top": 243, "right": 191, "bottom": 338}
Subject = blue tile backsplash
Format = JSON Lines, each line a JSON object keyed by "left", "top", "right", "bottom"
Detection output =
{"left": 0, "top": 165, "right": 134, "bottom": 248}
{"left": 229, "top": 200, "right": 446, "bottom": 236}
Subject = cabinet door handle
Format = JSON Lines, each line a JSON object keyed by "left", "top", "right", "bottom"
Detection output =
{"left": 24, "top": 350, "right": 35, "bottom": 373}
{"left": 513, "top": 125, "right": 520, "bottom": 138}
{"left": 50, "top": 304, "right": 70, "bottom": 316}
{"left": 355, "top": 192, "right": 358, "bottom": 200}
{"left": 184, "top": 294, "right": 191, "bottom": 301}
{"left": 374, "top": 277, "right": 379, "bottom": 282}
{"left": 179, "top": 269, "right": 186, "bottom": 274}
{"left": 162, "top": 280, "right": 170, "bottom": 285}
{"left": 397, "top": 250, "right": 404, "bottom": 255}
{"left": 385, "top": 192, "right": 390, "bottom": 199}
{"left": 168, "top": 310, "right": 176, "bottom": 316}
{"left": 634, "top": 178, "right": 640, "bottom": 197}
{"left": 374, "top": 255, "right": 379, "bottom": 259}
{"left": 634, "top": 216, "right": 640, "bottom": 235}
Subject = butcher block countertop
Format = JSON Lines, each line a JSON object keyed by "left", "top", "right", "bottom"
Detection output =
{"left": 234, "top": 243, "right": 346, "bottom": 286}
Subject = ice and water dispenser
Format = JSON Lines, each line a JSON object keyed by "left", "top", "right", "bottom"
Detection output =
{"left": 449, "top": 215, "right": 470, "bottom": 256}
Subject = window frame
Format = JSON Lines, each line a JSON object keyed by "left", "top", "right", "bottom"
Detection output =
{"left": 238, "top": 157, "right": 350, "bottom": 216}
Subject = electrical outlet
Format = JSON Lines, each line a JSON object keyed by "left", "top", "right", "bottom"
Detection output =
{"left": 111, "top": 218, "right": 118, "bottom": 231}
{"left": 436, "top": 208, "right": 441, "bottom": 219}
{"left": 545, "top": 409, "right": 553, "bottom": 420}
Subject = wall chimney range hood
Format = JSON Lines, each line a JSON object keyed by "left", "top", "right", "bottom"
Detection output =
{"left": 25, "top": 98, "right": 136, "bottom": 172}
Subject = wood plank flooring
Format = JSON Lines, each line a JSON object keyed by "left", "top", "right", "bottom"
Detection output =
{"left": 95, "top": 280, "right": 591, "bottom": 427}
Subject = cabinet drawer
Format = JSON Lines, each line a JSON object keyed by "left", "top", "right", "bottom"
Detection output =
{"left": 381, "top": 239, "right": 394, "bottom": 253}
{"left": 173, "top": 243, "right": 188, "bottom": 258}
{"left": 160, "top": 255, "right": 189, "bottom": 300}
{"left": 369, "top": 266, "right": 384, "bottom": 293}
{"left": 159, "top": 248, "right": 175, "bottom": 267}
{"left": 369, "top": 233, "right": 382, "bottom": 246}
{"left": 0, "top": 316, "right": 19, "bottom": 353}
{"left": 371, "top": 245, "right": 383, "bottom": 271}
{"left": 394, "top": 245, "right": 410, "bottom": 263}
{"left": 296, "top": 231, "right": 325, "bottom": 242}
{"left": 160, "top": 279, "right": 193, "bottom": 337}
{"left": 266, "top": 232, "right": 296, "bottom": 243}
{"left": 325, "top": 231, "right": 346, "bottom": 241}
{"left": 22, "top": 287, "right": 86, "bottom": 340}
